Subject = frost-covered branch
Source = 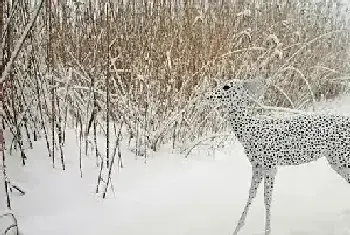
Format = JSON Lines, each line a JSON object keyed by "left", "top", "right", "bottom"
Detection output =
{"left": 1, "top": 0, "right": 44, "bottom": 83}
{"left": 181, "top": 133, "right": 234, "bottom": 158}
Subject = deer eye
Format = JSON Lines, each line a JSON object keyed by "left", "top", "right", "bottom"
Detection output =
{"left": 223, "top": 85, "right": 230, "bottom": 91}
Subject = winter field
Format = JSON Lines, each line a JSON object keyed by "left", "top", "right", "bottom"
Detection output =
{"left": 2, "top": 1, "right": 350, "bottom": 235}
{"left": 1, "top": 94, "right": 350, "bottom": 235}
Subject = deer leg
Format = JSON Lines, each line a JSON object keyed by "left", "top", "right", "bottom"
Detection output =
{"left": 233, "top": 167, "right": 263, "bottom": 235}
{"left": 263, "top": 167, "right": 277, "bottom": 235}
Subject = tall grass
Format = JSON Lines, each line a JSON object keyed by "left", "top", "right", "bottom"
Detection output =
{"left": 48, "top": 0, "right": 350, "bottom": 148}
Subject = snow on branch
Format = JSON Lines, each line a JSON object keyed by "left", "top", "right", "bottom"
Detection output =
{"left": 0, "top": 210, "right": 19, "bottom": 235}
{"left": 181, "top": 133, "right": 235, "bottom": 158}
{"left": 1, "top": 0, "right": 44, "bottom": 84}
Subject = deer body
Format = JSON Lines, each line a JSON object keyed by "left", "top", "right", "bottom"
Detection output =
{"left": 235, "top": 114, "right": 350, "bottom": 168}
{"left": 208, "top": 79, "right": 350, "bottom": 235}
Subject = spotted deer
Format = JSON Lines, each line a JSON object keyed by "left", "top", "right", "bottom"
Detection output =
{"left": 207, "top": 78, "right": 350, "bottom": 235}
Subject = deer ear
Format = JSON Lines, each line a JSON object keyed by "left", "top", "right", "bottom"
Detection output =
{"left": 243, "top": 76, "right": 265, "bottom": 101}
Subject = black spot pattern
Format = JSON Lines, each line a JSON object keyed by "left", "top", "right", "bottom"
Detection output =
{"left": 207, "top": 79, "right": 350, "bottom": 235}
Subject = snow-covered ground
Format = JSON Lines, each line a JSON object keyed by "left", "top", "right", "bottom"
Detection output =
{"left": 2, "top": 94, "right": 350, "bottom": 235}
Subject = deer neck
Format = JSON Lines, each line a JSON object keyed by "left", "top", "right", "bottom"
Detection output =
{"left": 228, "top": 110, "right": 259, "bottom": 142}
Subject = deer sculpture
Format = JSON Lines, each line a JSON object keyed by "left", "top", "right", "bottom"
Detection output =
{"left": 207, "top": 78, "right": 350, "bottom": 235}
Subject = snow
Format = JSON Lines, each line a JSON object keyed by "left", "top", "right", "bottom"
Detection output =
{"left": 2, "top": 94, "right": 350, "bottom": 235}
